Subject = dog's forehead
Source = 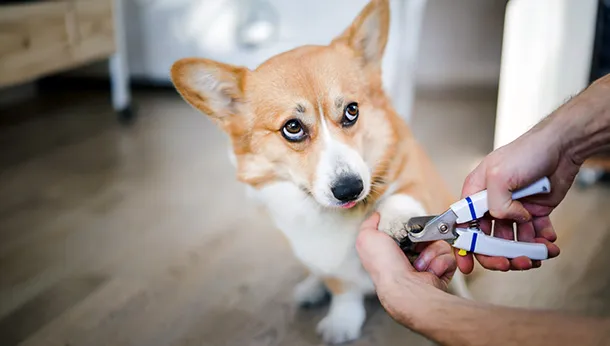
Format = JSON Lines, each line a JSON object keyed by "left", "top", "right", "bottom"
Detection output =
{"left": 246, "top": 45, "right": 361, "bottom": 106}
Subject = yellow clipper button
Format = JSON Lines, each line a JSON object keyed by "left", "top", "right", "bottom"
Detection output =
{"left": 458, "top": 249, "right": 468, "bottom": 257}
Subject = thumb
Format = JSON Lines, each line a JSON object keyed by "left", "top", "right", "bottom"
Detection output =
{"left": 360, "top": 211, "right": 382, "bottom": 231}
{"left": 461, "top": 163, "right": 487, "bottom": 198}
{"left": 356, "top": 213, "right": 414, "bottom": 284}
{"left": 486, "top": 171, "right": 532, "bottom": 222}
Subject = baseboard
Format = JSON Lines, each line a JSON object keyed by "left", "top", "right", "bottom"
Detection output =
{"left": 0, "top": 83, "right": 38, "bottom": 108}
{"left": 36, "top": 76, "right": 175, "bottom": 92}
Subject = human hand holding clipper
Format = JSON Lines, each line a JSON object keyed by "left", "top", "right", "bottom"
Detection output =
{"left": 402, "top": 177, "right": 552, "bottom": 263}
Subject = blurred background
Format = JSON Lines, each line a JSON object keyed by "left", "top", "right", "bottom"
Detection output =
{"left": 0, "top": 0, "right": 609, "bottom": 345}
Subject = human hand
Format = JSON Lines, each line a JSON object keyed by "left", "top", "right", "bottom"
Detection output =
{"left": 356, "top": 212, "right": 457, "bottom": 321}
{"left": 458, "top": 75, "right": 610, "bottom": 274}
{"left": 458, "top": 128, "right": 577, "bottom": 273}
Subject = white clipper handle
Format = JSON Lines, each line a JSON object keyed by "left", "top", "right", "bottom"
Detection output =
{"left": 450, "top": 177, "right": 551, "bottom": 224}
{"left": 453, "top": 229, "right": 549, "bottom": 260}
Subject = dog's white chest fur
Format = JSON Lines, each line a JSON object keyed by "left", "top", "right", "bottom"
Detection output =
{"left": 254, "top": 182, "right": 372, "bottom": 287}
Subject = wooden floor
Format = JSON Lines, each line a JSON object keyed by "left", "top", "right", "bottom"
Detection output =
{"left": 0, "top": 86, "right": 609, "bottom": 346}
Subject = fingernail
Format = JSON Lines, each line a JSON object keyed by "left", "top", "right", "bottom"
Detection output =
{"left": 414, "top": 258, "right": 425, "bottom": 271}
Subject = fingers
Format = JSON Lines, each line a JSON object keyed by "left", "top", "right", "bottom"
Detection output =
{"left": 461, "top": 253, "right": 544, "bottom": 272}
{"left": 506, "top": 221, "right": 536, "bottom": 270}
{"left": 360, "top": 212, "right": 381, "bottom": 231}
{"left": 532, "top": 216, "right": 560, "bottom": 258}
{"left": 462, "top": 158, "right": 529, "bottom": 222}
{"left": 465, "top": 238, "right": 558, "bottom": 272}
{"left": 474, "top": 253, "right": 511, "bottom": 271}
{"left": 461, "top": 163, "right": 487, "bottom": 198}
{"left": 532, "top": 216, "right": 557, "bottom": 242}
{"left": 456, "top": 250, "right": 474, "bottom": 274}
{"left": 413, "top": 240, "right": 454, "bottom": 272}
{"left": 453, "top": 234, "right": 555, "bottom": 273}
{"left": 509, "top": 256, "right": 533, "bottom": 270}
{"left": 516, "top": 221, "right": 536, "bottom": 242}
{"left": 412, "top": 241, "right": 457, "bottom": 290}
{"left": 356, "top": 213, "right": 413, "bottom": 283}
{"left": 486, "top": 167, "right": 532, "bottom": 223}
{"left": 471, "top": 220, "right": 517, "bottom": 271}
{"left": 479, "top": 218, "right": 493, "bottom": 235}
{"left": 534, "top": 238, "right": 561, "bottom": 258}
{"left": 427, "top": 253, "right": 457, "bottom": 281}
{"left": 493, "top": 219, "right": 514, "bottom": 240}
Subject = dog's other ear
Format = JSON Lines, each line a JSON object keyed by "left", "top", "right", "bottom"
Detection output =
{"left": 332, "top": 0, "right": 390, "bottom": 69}
{"left": 170, "top": 58, "right": 249, "bottom": 128}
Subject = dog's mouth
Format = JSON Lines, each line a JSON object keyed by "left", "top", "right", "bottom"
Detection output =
{"left": 339, "top": 200, "right": 358, "bottom": 209}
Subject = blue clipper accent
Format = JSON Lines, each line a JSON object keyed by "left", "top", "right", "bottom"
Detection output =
{"left": 465, "top": 196, "right": 477, "bottom": 220}
{"left": 469, "top": 232, "right": 478, "bottom": 252}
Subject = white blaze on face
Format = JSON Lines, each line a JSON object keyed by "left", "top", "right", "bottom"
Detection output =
{"left": 312, "top": 103, "right": 371, "bottom": 207}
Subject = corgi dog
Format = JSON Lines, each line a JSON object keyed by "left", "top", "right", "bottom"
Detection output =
{"left": 171, "top": 0, "right": 470, "bottom": 343}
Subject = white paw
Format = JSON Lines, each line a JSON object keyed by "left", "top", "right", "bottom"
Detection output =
{"left": 293, "top": 275, "right": 327, "bottom": 306}
{"left": 316, "top": 297, "right": 365, "bottom": 344}
{"left": 377, "top": 194, "right": 426, "bottom": 240}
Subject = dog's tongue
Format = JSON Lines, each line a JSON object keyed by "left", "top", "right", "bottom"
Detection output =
{"left": 341, "top": 201, "right": 357, "bottom": 209}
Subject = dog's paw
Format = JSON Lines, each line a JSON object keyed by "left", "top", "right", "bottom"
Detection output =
{"left": 293, "top": 275, "right": 328, "bottom": 307}
{"left": 377, "top": 194, "right": 427, "bottom": 240}
{"left": 315, "top": 298, "right": 365, "bottom": 344}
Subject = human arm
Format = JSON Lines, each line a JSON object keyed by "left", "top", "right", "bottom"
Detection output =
{"left": 356, "top": 213, "right": 610, "bottom": 346}
{"left": 458, "top": 73, "right": 610, "bottom": 273}
{"left": 402, "top": 282, "right": 610, "bottom": 346}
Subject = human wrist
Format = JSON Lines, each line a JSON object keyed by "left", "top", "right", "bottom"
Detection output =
{"left": 384, "top": 277, "right": 455, "bottom": 331}
{"left": 400, "top": 283, "right": 476, "bottom": 346}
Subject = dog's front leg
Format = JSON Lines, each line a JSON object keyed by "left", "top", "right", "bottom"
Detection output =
{"left": 377, "top": 194, "right": 427, "bottom": 240}
{"left": 293, "top": 274, "right": 328, "bottom": 307}
{"left": 316, "top": 278, "right": 365, "bottom": 344}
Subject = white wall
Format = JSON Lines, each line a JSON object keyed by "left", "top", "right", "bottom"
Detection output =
{"left": 415, "top": 0, "right": 507, "bottom": 88}
{"left": 494, "top": 0, "right": 598, "bottom": 149}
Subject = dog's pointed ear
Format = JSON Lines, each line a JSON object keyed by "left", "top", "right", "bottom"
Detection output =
{"left": 332, "top": 0, "right": 390, "bottom": 69}
{"left": 170, "top": 58, "right": 249, "bottom": 127}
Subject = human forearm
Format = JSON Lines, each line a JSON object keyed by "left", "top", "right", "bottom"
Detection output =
{"left": 403, "top": 285, "right": 610, "bottom": 346}
{"left": 539, "top": 74, "right": 610, "bottom": 165}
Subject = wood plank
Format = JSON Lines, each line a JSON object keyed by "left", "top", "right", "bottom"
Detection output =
{"left": 0, "top": 2, "right": 69, "bottom": 22}
{"left": 0, "top": 0, "right": 115, "bottom": 88}
{"left": 0, "top": 275, "right": 106, "bottom": 345}
{"left": 18, "top": 278, "right": 145, "bottom": 346}
{"left": 0, "top": 32, "right": 27, "bottom": 57}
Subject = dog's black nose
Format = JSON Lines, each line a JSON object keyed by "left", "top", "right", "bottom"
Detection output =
{"left": 331, "top": 175, "right": 364, "bottom": 202}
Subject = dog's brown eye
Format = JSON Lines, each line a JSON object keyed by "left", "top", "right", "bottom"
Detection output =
{"left": 342, "top": 102, "right": 359, "bottom": 126}
{"left": 282, "top": 119, "right": 307, "bottom": 142}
